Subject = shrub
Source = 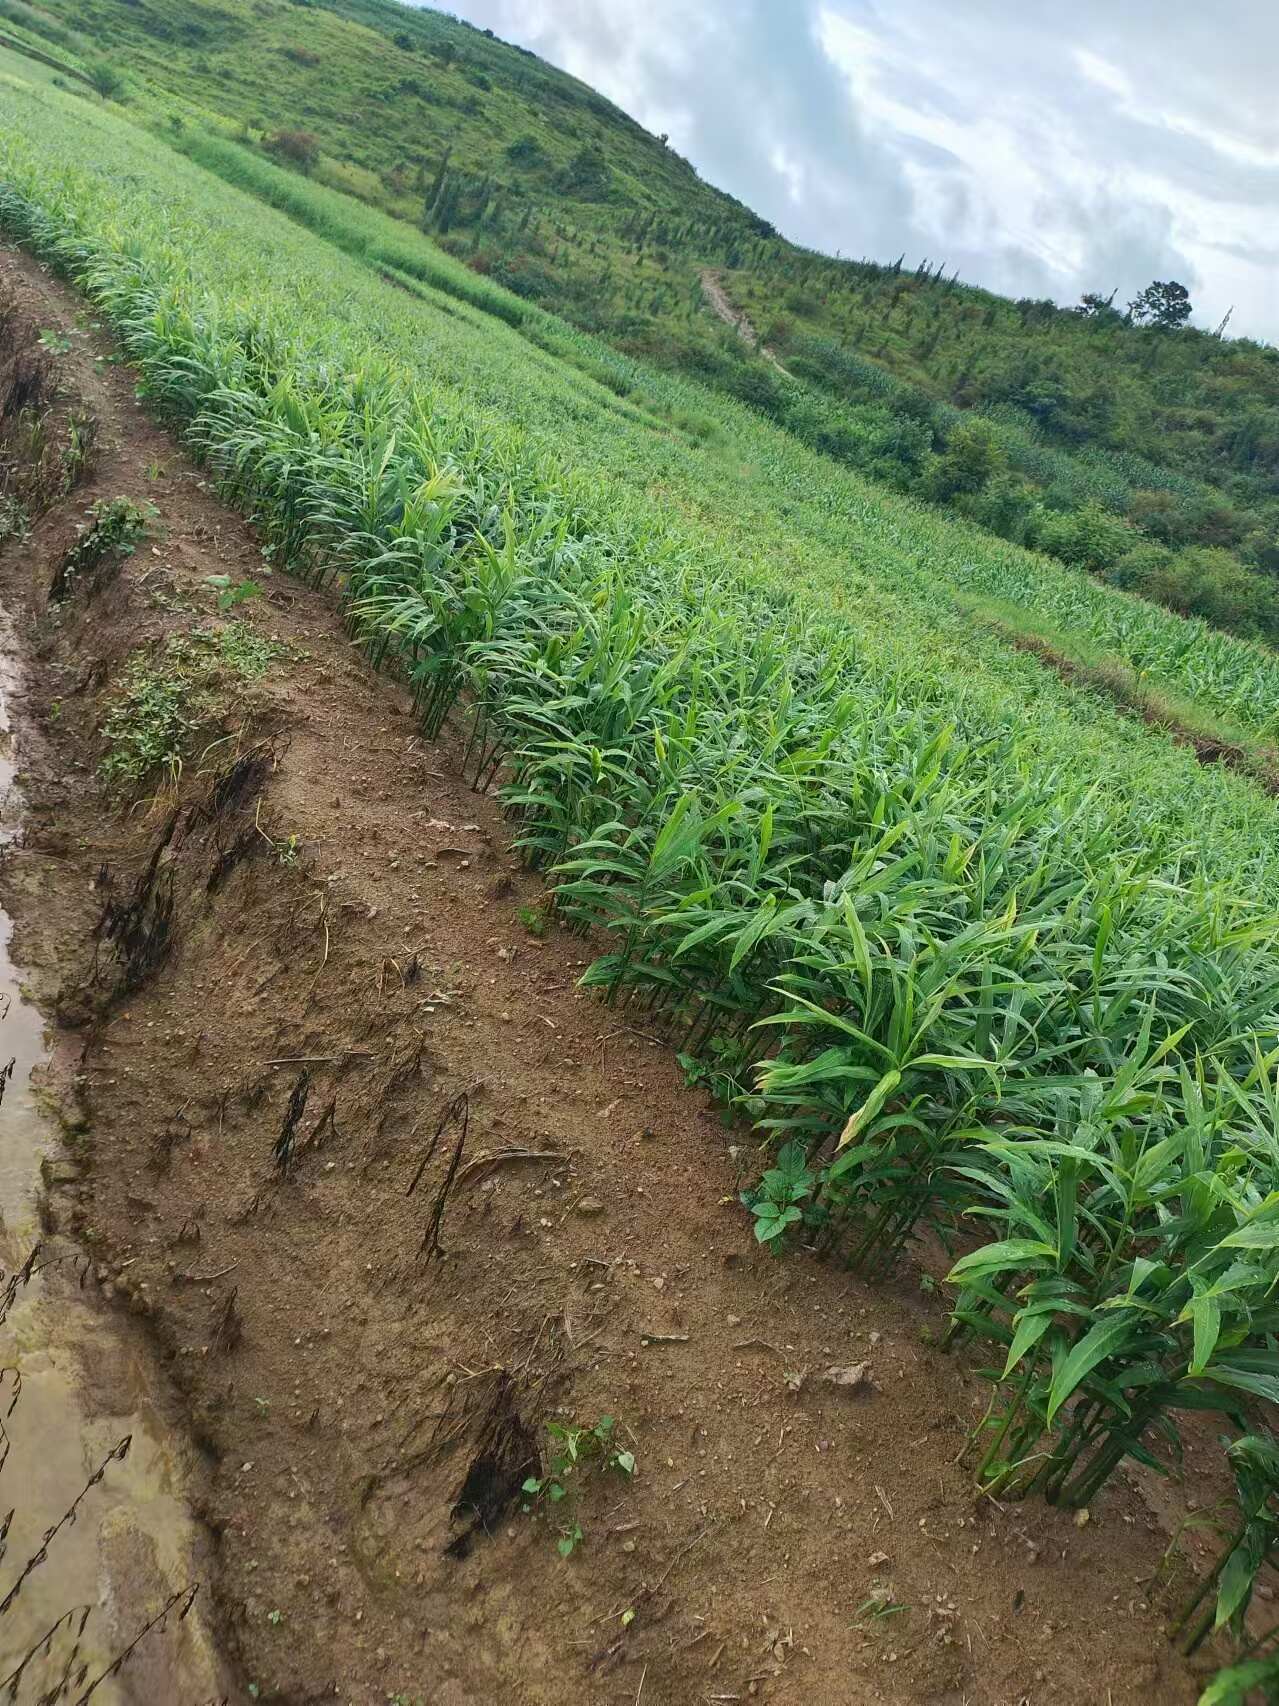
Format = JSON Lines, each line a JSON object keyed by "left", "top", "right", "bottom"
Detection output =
{"left": 1102, "top": 539, "right": 1175, "bottom": 593}
{"left": 959, "top": 472, "right": 1036, "bottom": 543}
{"left": 1032, "top": 501, "right": 1134, "bottom": 574}
{"left": 555, "top": 145, "right": 612, "bottom": 201}
{"left": 504, "top": 134, "right": 546, "bottom": 167}
{"left": 1127, "top": 487, "right": 1193, "bottom": 546}
{"left": 1142, "top": 546, "right": 1279, "bottom": 638}
{"left": 926, "top": 417, "right": 1005, "bottom": 500}
{"left": 265, "top": 129, "right": 319, "bottom": 172}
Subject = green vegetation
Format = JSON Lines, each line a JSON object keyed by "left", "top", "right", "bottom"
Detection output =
{"left": 49, "top": 494, "right": 149, "bottom": 603}
{"left": 724, "top": 260, "right": 1279, "bottom": 645}
{"left": 0, "top": 41, "right": 1277, "bottom": 1688}
{"left": 1173, "top": 1436, "right": 1279, "bottom": 1660}
{"left": 742, "top": 1139, "right": 815, "bottom": 1249}
{"left": 99, "top": 624, "right": 280, "bottom": 791}
{"left": 515, "top": 902, "right": 546, "bottom": 938}
{"left": 2, "top": 0, "right": 1270, "bottom": 646}
{"left": 521, "top": 1416, "right": 636, "bottom": 1557}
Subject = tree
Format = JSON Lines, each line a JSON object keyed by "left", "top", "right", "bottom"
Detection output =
{"left": 1075, "top": 290, "right": 1121, "bottom": 323}
{"left": 87, "top": 59, "right": 124, "bottom": 100}
{"left": 1127, "top": 279, "right": 1192, "bottom": 329}
{"left": 504, "top": 134, "right": 545, "bottom": 167}
{"left": 423, "top": 146, "right": 451, "bottom": 228}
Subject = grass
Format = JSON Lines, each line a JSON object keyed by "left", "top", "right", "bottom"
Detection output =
{"left": 1, "top": 62, "right": 1278, "bottom": 1623}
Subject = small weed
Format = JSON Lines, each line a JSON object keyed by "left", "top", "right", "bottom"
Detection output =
{"left": 254, "top": 800, "right": 301, "bottom": 866}
{"left": 677, "top": 1034, "right": 747, "bottom": 1109}
{"left": 36, "top": 329, "right": 71, "bottom": 355}
{"left": 100, "top": 650, "right": 196, "bottom": 792}
{"left": 741, "top": 1140, "right": 814, "bottom": 1249}
{"left": 217, "top": 621, "right": 281, "bottom": 678}
{"left": 515, "top": 902, "right": 546, "bottom": 937}
{"left": 853, "top": 1593, "right": 908, "bottom": 1629}
{"left": 60, "top": 412, "right": 97, "bottom": 489}
{"left": 266, "top": 1608, "right": 282, "bottom": 1627}
{"left": 205, "top": 573, "right": 265, "bottom": 612}
{"left": 0, "top": 495, "right": 27, "bottom": 545}
{"left": 51, "top": 496, "right": 151, "bottom": 603}
{"left": 522, "top": 1415, "right": 636, "bottom": 1556}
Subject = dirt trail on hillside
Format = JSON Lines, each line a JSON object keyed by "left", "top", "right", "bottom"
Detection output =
{"left": 0, "top": 240, "right": 1240, "bottom": 1706}
{"left": 700, "top": 269, "right": 792, "bottom": 375}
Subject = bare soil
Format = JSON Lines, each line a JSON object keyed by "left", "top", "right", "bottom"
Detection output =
{"left": 0, "top": 241, "right": 1244, "bottom": 1705}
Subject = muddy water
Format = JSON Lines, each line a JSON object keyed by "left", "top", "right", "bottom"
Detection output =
{"left": 0, "top": 645, "right": 225, "bottom": 1702}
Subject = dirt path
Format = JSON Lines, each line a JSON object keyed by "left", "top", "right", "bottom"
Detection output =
{"left": 699, "top": 269, "right": 792, "bottom": 375}
{"left": 0, "top": 240, "right": 1239, "bottom": 1706}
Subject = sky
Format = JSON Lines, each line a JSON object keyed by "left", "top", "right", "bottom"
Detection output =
{"left": 428, "top": 0, "right": 1279, "bottom": 343}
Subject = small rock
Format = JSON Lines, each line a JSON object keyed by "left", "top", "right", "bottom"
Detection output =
{"left": 727, "top": 1314, "right": 742, "bottom": 1328}
{"left": 867, "top": 1551, "right": 889, "bottom": 1568}
{"left": 1074, "top": 1508, "right": 1091, "bottom": 1529}
{"left": 820, "top": 1362, "right": 874, "bottom": 1393}
{"left": 42, "top": 1158, "right": 81, "bottom": 1187}
{"left": 575, "top": 1197, "right": 606, "bottom": 1218}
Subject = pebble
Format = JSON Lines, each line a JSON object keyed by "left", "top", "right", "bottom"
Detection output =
{"left": 575, "top": 1196, "right": 605, "bottom": 1217}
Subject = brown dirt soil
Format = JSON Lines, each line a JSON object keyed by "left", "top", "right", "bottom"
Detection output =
{"left": 0, "top": 240, "right": 1250, "bottom": 1706}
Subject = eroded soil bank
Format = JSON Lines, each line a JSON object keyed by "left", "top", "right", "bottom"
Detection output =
{"left": 0, "top": 240, "right": 1244, "bottom": 1705}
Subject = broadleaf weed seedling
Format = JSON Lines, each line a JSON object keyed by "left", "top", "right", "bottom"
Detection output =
{"left": 522, "top": 1416, "right": 636, "bottom": 1556}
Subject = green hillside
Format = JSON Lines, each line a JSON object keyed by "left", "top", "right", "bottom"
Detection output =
{"left": 9, "top": 0, "right": 1279, "bottom": 649}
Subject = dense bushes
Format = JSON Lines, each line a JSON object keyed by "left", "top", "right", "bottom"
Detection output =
{"left": 661, "top": 321, "right": 1279, "bottom": 646}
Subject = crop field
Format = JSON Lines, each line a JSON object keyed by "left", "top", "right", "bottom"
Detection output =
{"left": 1, "top": 64, "right": 1278, "bottom": 1683}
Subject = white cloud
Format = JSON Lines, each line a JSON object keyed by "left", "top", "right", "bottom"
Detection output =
{"left": 430, "top": 0, "right": 1279, "bottom": 341}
